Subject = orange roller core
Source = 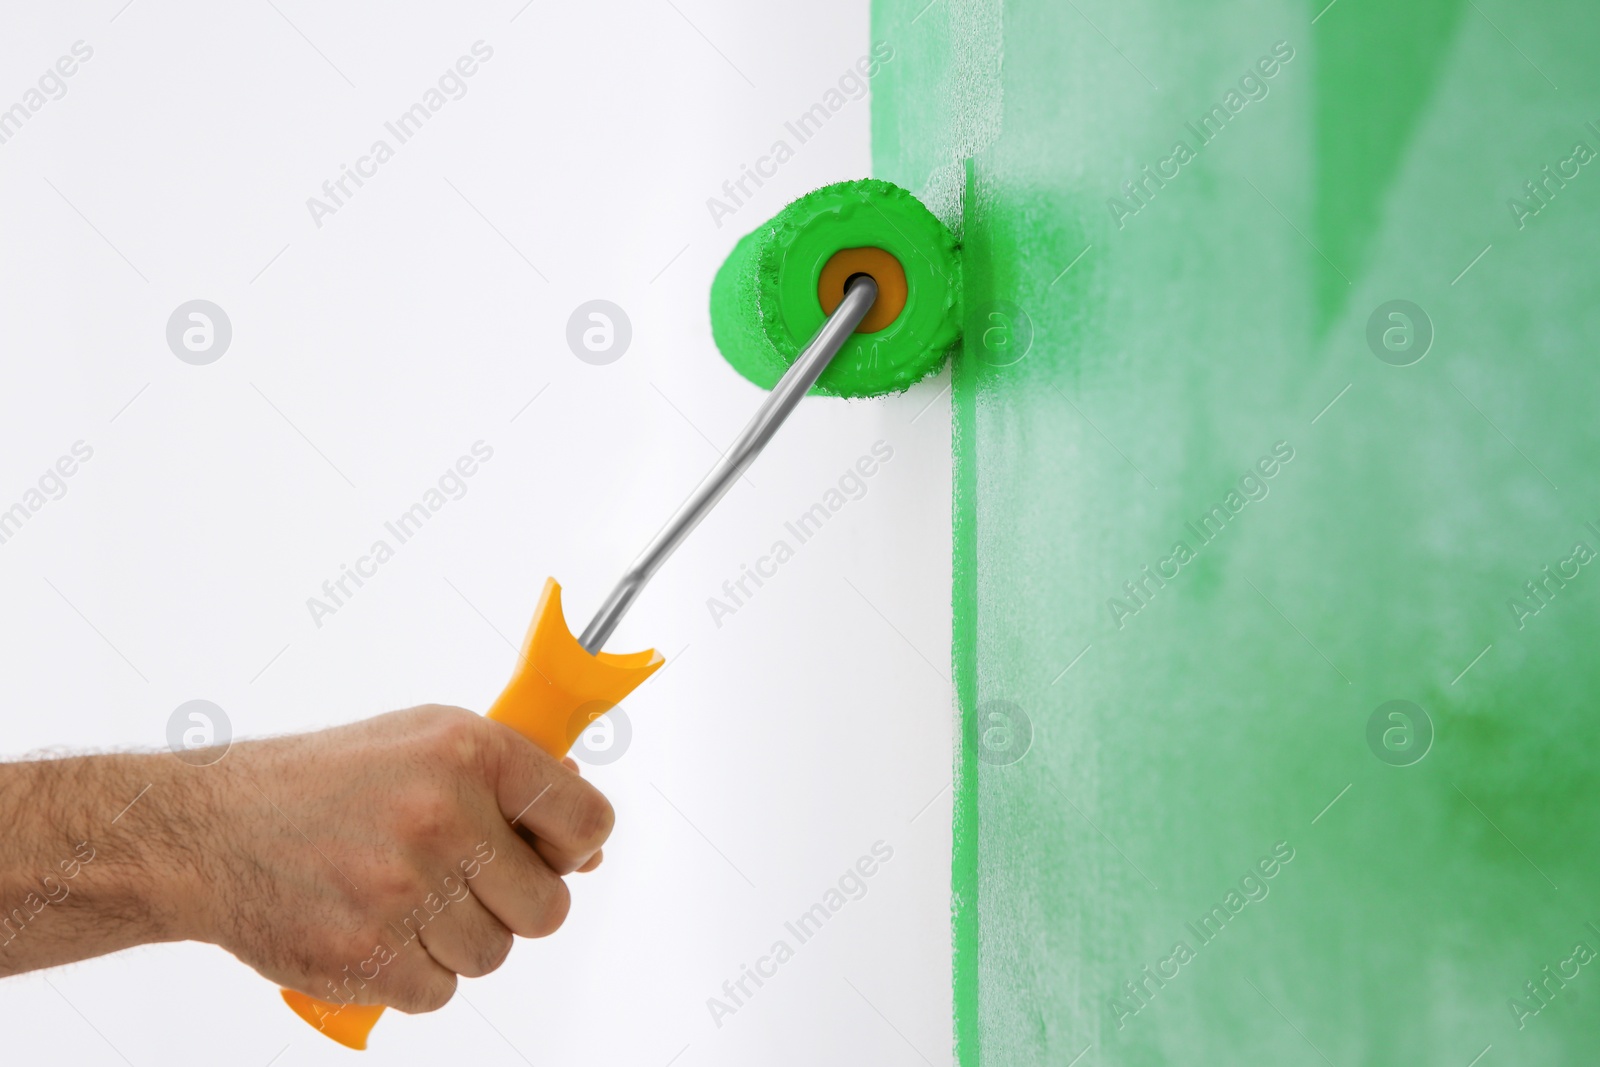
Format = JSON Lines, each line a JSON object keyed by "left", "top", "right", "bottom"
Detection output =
{"left": 818, "top": 247, "right": 907, "bottom": 334}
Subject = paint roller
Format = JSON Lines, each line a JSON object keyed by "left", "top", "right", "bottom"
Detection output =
{"left": 282, "top": 178, "right": 961, "bottom": 1049}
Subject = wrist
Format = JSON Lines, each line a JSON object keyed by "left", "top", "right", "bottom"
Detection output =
{"left": 74, "top": 752, "right": 230, "bottom": 947}
{"left": 127, "top": 755, "right": 234, "bottom": 946}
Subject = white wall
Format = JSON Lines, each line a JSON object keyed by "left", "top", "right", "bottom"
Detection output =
{"left": 0, "top": 2, "right": 951, "bottom": 1064}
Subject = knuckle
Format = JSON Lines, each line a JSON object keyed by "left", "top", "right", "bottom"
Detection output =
{"left": 465, "top": 928, "right": 514, "bottom": 977}
{"left": 567, "top": 789, "right": 615, "bottom": 852}
{"left": 504, "top": 873, "right": 552, "bottom": 939}
{"left": 397, "top": 787, "right": 460, "bottom": 844}
{"left": 416, "top": 703, "right": 474, "bottom": 718}
{"left": 328, "top": 923, "right": 377, "bottom": 958}
{"left": 397, "top": 704, "right": 484, "bottom": 772}
{"left": 305, "top": 962, "right": 376, "bottom": 1008}
{"left": 425, "top": 709, "right": 486, "bottom": 770}
{"left": 345, "top": 930, "right": 387, "bottom": 964}
{"left": 364, "top": 863, "right": 421, "bottom": 906}
{"left": 390, "top": 971, "right": 456, "bottom": 1015}
{"left": 526, "top": 877, "right": 571, "bottom": 939}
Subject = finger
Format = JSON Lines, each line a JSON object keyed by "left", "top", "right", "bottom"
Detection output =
{"left": 508, "top": 821, "right": 600, "bottom": 872}
{"left": 562, "top": 757, "right": 580, "bottom": 773}
{"left": 483, "top": 720, "right": 615, "bottom": 874}
{"left": 372, "top": 937, "right": 460, "bottom": 1015}
{"left": 259, "top": 929, "right": 457, "bottom": 1015}
{"left": 467, "top": 820, "right": 572, "bottom": 939}
{"left": 414, "top": 886, "right": 515, "bottom": 979}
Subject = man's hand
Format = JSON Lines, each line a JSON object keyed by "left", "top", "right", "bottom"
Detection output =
{"left": 0, "top": 706, "right": 615, "bottom": 1014}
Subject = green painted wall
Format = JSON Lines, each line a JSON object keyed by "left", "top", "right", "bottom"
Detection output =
{"left": 874, "top": 0, "right": 1600, "bottom": 1063}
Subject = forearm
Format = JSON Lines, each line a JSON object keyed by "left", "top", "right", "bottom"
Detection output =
{"left": 0, "top": 752, "right": 213, "bottom": 976}
{"left": 0, "top": 708, "right": 612, "bottom": 1014}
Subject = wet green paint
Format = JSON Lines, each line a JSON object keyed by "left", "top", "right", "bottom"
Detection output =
{"left": 708, "top": 179, "right": 961, "bottom": 397}
{"left": 1311, "top": 0, "right": 1469, "bottom": 334}
{"left": 874, "top": 0, "right": 1600, "bottom": 1063}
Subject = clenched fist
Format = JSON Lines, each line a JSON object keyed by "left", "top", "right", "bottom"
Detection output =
{"left": 0, "top": 706, "right": 614, "bottom": 1014}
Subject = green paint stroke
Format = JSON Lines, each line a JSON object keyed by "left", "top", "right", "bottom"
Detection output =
{"left": 1311, "top": 0, "right": 1469, "bottom": 332}
{"left": 951, "top": 156, "right": 981, "bottom": 1067}
{"left": 877, "top": 0, "right": 1600, "bottom": 1063}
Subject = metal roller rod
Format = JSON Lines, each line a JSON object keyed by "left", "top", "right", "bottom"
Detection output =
{"left": 578, "top": 274, "right": 879, "bottom": 652}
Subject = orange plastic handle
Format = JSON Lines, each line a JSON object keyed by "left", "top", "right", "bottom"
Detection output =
{"left": 280, "top": 578, "right": 662, "bottom": 1049}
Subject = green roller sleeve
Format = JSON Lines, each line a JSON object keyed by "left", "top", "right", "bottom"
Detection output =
{"left": 709, "top": 179, "right": 961, "bottom": 398}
